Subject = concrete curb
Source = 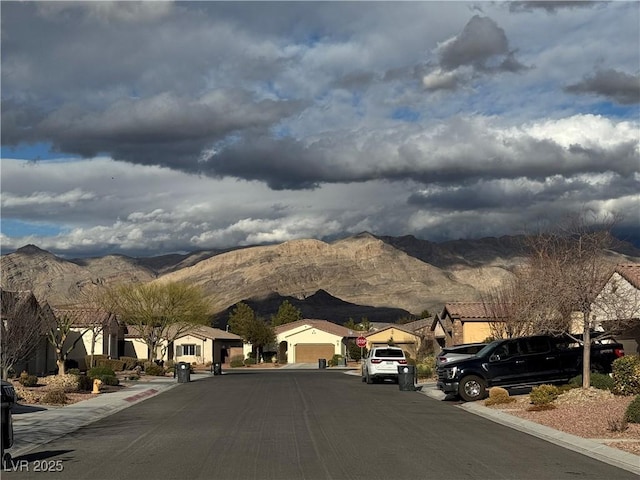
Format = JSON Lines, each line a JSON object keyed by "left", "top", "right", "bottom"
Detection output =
{"left": 416, "top": 381, "right": 640, "bottom": 476}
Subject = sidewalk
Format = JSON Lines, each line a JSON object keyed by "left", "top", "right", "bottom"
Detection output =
{"left": 417, "top": 381, "right": 640, "bottom": 475}
{"left": 7, "top": 374, "right": 208, "bottom": 459}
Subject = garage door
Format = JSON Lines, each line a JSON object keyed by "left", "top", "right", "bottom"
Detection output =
{"left": 295, "top": 344, "right": 335, "bottom": 363}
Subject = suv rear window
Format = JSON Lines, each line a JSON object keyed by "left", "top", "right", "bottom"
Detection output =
{"left": 373, "top": 349, "right": 404, "bottom": 358}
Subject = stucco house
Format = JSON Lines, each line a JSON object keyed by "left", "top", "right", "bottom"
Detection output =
{"left": 591, "top": 264, "right": 640, "bottom": 354}
{"left": 272, "top": 319, "right": 356, "bottom": 363}
{"left": 124, "top": 324, "right": 243, "bottom": 366}
{"left": 364, "top": 325, "right": 421, "bottom": 358}
{"left": 431, "top": 303, "right": 497, "bottom": 348}
{"left": 51, "top": 307, "right": 123, "bottom": 371}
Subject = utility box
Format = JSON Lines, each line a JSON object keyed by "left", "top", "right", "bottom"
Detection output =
{"left": 397, "top": 365, "right": 416, "bottom": 391}
{"left": 176, "top": 362, "right": 191, "bottom": 383}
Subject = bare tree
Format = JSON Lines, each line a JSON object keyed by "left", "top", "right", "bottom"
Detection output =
{"left": 523, "top": 212, "right": 623, "bottom": 388}
{"left": 100, "top": 282, "right": 210, "bottom": 361}
{"left": 0, "top": 289, "right": 55, "bottom": 379}
{"left": 47, "top": 312, "right": 93, "bottom": 375}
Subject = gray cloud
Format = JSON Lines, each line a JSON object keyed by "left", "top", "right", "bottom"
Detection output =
{"left": 565, "top": 69, "right": 640, "bottom": 105}
{"left": 509, "top": 2, "right": 602, "bottom": 14}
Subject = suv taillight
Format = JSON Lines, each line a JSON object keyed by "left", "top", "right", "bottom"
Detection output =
{"left": 371, "top": 359, "right": 382, "bottom": 364}
{"left": 397, "top": 359, "right": 407, "bottom": 364}
{"left": 614, "top": 348, "right": 624, "bottom": 358}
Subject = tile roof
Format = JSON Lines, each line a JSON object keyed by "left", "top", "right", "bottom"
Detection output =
{"left": 51, "top": 307, "right": 116, "bottom": 328}
{"left": 126, "top": 324, "right": 242, "bottom": 341}
{"left": 615, "top": 264, "right": 640, "bottom": 290}
{"left": 441, "top": 302, "right": 497, "bottom": 320}
{"left": 275, "top": 319, "right": 355, "bottom": 338}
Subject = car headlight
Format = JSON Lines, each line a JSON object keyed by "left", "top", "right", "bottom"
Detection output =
{"left": 445, "top": 366, "right": 458, "bottom": 379}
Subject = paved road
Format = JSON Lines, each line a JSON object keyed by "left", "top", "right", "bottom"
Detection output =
{"left": 4, "top": 370, "right": 638, "bottom": 480}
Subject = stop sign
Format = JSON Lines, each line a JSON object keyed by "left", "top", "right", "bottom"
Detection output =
{"left": 356, "top": 336, "right": 367, "bottom": 348}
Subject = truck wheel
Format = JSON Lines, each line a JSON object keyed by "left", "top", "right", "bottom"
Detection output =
{"left": 459, "top": 375, "right": 487, "bottom": 402}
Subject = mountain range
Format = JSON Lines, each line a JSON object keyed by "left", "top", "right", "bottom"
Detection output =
{"left": 2, "top": 232, "right": 638, "bottom": 326}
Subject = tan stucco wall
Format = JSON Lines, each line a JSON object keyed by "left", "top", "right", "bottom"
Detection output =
{"left": 366, "top": 328, "right": 419, "bottom": 357}
{"left": 461, "top": 322, "right": 493, "bottom": 344}
{"left": 284, "top": 327, "right": 343, "bottom": 363}
{"left": 174, "top": 334, "right": 211, "bottom": 364}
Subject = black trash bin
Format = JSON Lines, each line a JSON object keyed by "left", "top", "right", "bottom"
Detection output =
{"left": 213, "top": 363, "right": 222, "bottom": 376}
{"left": 318, "top": 358, "right": 327, "bottom": 369}
{"left": 397, "top": 365, "right": 416, "bottom": 391}
{"left": 176, "top": 362, "right": 191, "bottom": 383}
{"left": 1, "top": 381, "right": 15, "bottom": 468}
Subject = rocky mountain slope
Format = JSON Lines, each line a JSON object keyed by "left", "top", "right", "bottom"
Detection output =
{"left": 2, "top": 233, "right": 638, "bottom": 321}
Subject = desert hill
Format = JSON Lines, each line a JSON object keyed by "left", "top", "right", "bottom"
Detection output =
{"left": 2, "top": 233, "right": 638, "bottom": 322}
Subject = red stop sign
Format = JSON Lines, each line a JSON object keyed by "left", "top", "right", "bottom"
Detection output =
{"left": 356, "top": 336, "right": 367, "bottom": 348}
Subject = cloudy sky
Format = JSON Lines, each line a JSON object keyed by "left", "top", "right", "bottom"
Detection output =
{"left": 2, "top": 1, "right": 639, "bottom": 258}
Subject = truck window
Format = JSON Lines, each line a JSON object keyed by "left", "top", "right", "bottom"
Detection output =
{"left": 522, "top": 337, "right": 550, "bottom": 354}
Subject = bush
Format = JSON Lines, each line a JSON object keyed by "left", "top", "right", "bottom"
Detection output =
{"left": 416, "top": 363, "right": 433, "bottom": 379}
{"left": 165, "top": 359, "right": 175, "bottom": 371}
{"left": 529, "top": 384, "right": 560, "bottom": 407}
{"left": 85, "top": 355, "right": 108, "bottom": 369}
{"left": 18, "top": 371, "right": 38, "bottom": 387}
{"left": 41, "top": 389, "right": 67, "bottom": 405}
{"left": 624, "top": 395, "right": 640, "bottom": 423}
{"left": 119, "top": 356, "right": 139, "bottom": 370}
{"left": 42, "top": 374, "right": 80, "bottom": 392}
{"left": 143, "top": 362, "right": 165, "bottom": 376}
{"left": 485, "top": 387, "right": 516, "bottom": 406}
{"left": 328, "top": 354, "right": 343, "bottom": 367}
{"left": 96, "top": 358, "right": 126, "bottom": 372}
{"left": 229, "top": 355, "right": 245, "bottom": 368}
{"left": 612, "top": 355, "right": 640, "bottom": 396}
{"left": 76, "top": 374, "right": 93, "bottom": 392}
{"left": 100, "top": 375, "right": 120, "bottom": 386}
{"left": 88, "top": 366, "right": 116, "bottom": 379}
{"left": 569, "top": 373, "right": 614, "bottom": 391}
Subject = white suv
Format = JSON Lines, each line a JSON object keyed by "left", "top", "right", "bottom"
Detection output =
{"left": 361, "top": 346, "right": 407, "bottom": 384}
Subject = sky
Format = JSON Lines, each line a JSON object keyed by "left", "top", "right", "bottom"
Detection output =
{"left": 1, "top": 1, "right": 639, "bottom": 259}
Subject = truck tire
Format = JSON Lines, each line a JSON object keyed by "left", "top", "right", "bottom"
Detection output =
{"left": 459, "top": 375, "right": 487, "bottom": 402}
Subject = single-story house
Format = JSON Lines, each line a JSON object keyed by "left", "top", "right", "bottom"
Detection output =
{"left": 431, "top": 303, "right": 497, "bottom": 348}
{"left": 125, "top": 324, "right": 243, "bottom": 366}
{"left": 591, "top": 264, "right": 640, "bottom": 355}
{"left": 364, "top": 325, "right": 421, "bottom": 358}
{"left": 51, "top": 307, "right": 123, "bottom": 371}
{"left": 272, "top": 319, "right": 356, "bottom": 363}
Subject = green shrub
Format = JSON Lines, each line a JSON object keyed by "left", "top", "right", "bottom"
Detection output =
{"left": 119, "top": 356, "right": 139, "bottom": 370}
{"left": 612, "top": 355, "right": 640, "bottom": 396}
{"left": 85, "top": 355, "right": 108, "bottom": 369}
{"left": 67, "top": 368, "right": 81, "bottom": 376}
{"left": 76, "top": 374, "right": 93, "bottom": 392}
{"left": 485, "top": 387, "right": 516, "bottom": 406}
{"left": 328, "top": 354, "right": 343, "bottom": 367}
{"left": 229, "top": 355, "right": 245, "bottom": 368}
{"left": 88, "top": 366, "right": 116, "bottom": 379}
{"left": 624, "top": 395, "right": 640, "bottom": 423}
{"left": 18, "top": 371, "right": 38, "bottom": 387}
{"left": 143, "top": 362, "right": 165, "bottom": 376}
{"left": 99, "top": 375, "right": 120, "bottom": 386}
{"left": 569, "top": 373, "right": 614, "bottom": 391}
{"left": 41, "top": 389, "right": 67, "bottom": 405}
{"left": 416, "top": 363, "right": 433, "bottom": 379}
{"left": 96, "top": 358, "right": 126, "bottom": 372}
{"left": 529, "top": 384, "right": 560, "bottom": 406}
{"left": 165, "top": 359, "right": 175, "bottom": 371}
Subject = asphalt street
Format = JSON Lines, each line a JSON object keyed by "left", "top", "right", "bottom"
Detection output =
{"left": 3, "top": 369, "right": 639, "bottom": 480}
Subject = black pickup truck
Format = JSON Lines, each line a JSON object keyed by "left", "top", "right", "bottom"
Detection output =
{"left": 436, "top": 334, "right": 624, "bottom": 401}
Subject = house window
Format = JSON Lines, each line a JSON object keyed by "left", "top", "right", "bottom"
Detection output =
{"left": 176, "top": 344, "right": 200, "bottom": 356}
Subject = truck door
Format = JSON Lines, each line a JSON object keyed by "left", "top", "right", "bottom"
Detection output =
{"left": 487, "top": 340, "right": 528, "bottom": 386}
{"left": 521, "top": 336, "right": 561, "bottom": 383}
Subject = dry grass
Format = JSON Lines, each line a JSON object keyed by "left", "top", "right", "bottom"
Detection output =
{"left": 486, "top": 387, "right": 640, "bottom": 456}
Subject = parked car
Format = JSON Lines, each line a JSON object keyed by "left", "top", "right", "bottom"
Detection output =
{"left": 362, "top": 346, "right": 407, "bottom": 384}
{"left": 437, "top": 334, "right": 625, "bottom": 402}
{"left": 435, "top": 343, "right": 487, "bottom": 368}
